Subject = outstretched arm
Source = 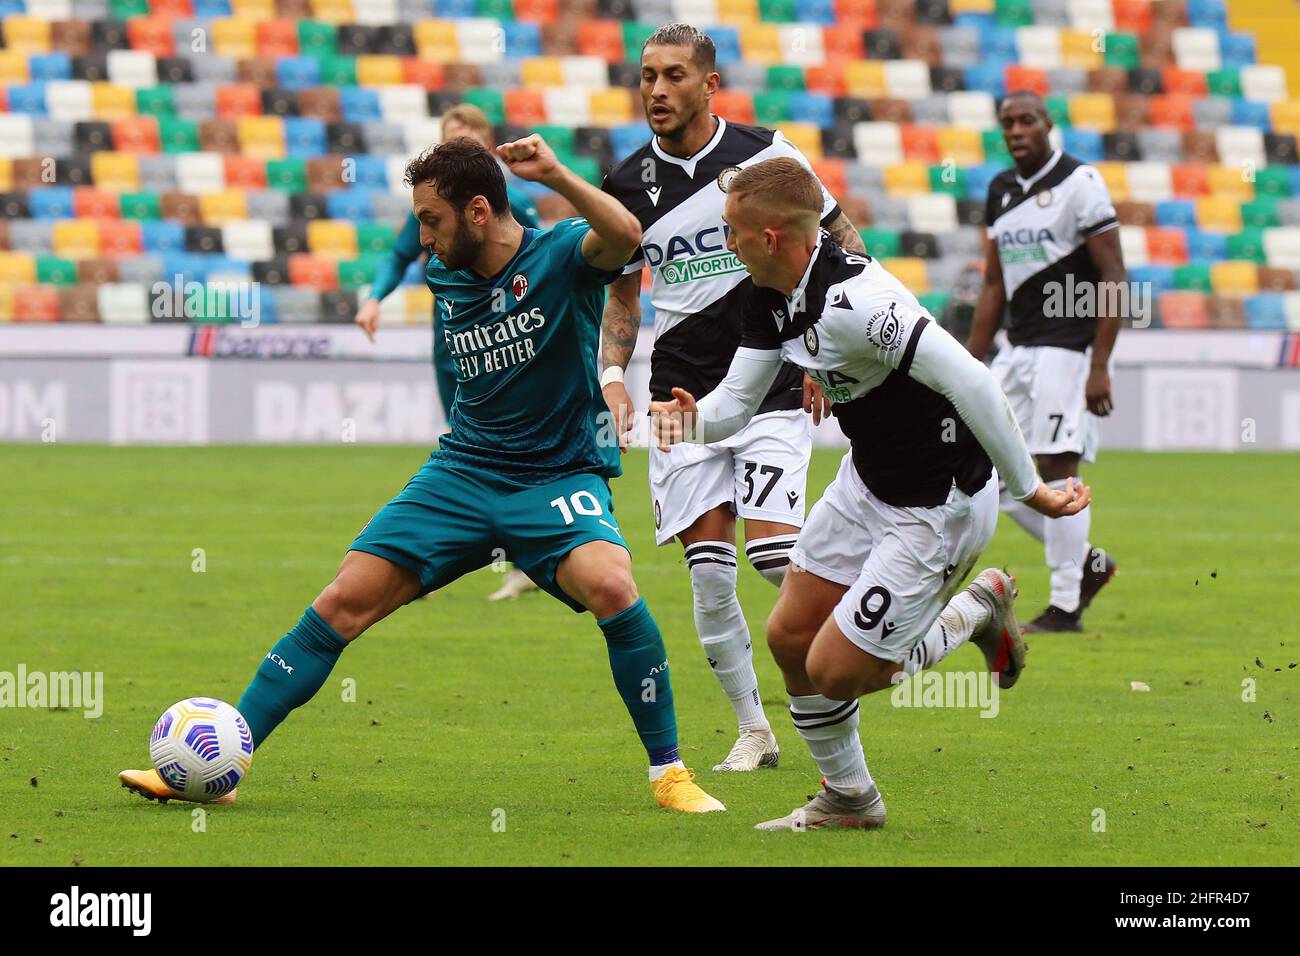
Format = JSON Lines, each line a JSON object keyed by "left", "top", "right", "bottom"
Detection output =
{"left": 357, "top": 213, "right": 425, "bottom": 341}
{"left": 649, "top": 348, "right": 783, "bottom": 450}
{"left": 907, "top": 321, "right": 1090, "bottom": 518}
{"left": 497, "top": 134, "right": 641, "bottom": 271}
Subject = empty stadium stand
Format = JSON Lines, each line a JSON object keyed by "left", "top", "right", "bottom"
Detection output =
{"left": 2, "top": 0, "right": 1300, "bottom": 330}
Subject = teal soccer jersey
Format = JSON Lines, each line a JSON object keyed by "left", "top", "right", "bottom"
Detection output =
{"left": 433, "top": 218, "right": 621, "bottom": 482}
{"left": 350, "top": 218, "right": 627, "bottom": 611}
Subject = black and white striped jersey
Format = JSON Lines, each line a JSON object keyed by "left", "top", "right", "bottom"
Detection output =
{"left": 985, "top": 150, "right": 1119, "bottom": 351}
{"left": 738, "top": 235, "right": 1001, "bottom": 508}
{"left": 602, "top": 116, "right": 841, "bottom": 414}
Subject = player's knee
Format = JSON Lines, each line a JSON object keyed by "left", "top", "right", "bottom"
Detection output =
{"left": 312, "top": 573, "right": 392, "bottom": 641}
{"left": 585, "top": 569, "right": 639, "bottom": 620}
{"left": 688, "top": 556, "right": 737, "bottom": 615}
{"left": 312, "top": 579, "right": 366, "bottom": 639}
{"left": 805, "top": 653, "right": 862, "bottom": 702}
{"left": 766, "top": 608, "right": 814, "bottom": 669}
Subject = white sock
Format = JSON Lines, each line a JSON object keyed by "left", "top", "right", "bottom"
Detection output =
{"left": 1045, "top": 478, "right": 1091, "bottom": 612}
{"left": 1001, "top": 483, "right": 1045, "bottom": 542}
{"left": 789, "top": 694, "right": 873, "bottom": 795}
{"left": 648, "top": 759, "right": 685, "bottom": 781}
{"left": 902, "top": 590, "right": 991, "bottom": 676}
{"left": 686, "top": 542, "right": 769, "bottom": 733}
{"left": 744, "top": 534, "right": 800, "bottom": 588}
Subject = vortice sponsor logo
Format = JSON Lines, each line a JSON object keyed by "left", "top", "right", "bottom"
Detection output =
{"left": 660, "top": 251, "right": 746, "bottom": 285}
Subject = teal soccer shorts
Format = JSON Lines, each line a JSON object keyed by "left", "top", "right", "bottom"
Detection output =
{"left": 349, "top": 455, "right": 627, "bottom": 612}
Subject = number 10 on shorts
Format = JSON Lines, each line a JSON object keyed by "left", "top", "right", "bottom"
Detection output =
{"left": 550, "top": 491, "right": 604, "bottom": 525}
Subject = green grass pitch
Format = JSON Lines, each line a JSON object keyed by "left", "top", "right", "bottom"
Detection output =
{"left": 1, "top": 444, "right": 1296, "bottom": 866}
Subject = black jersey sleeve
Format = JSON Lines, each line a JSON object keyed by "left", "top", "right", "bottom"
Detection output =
{"left": 736, "top": 283, "right": 783, "bottom": 352}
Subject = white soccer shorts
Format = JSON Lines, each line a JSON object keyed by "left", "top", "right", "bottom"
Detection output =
{"left": 649, "top": 408, "right": 811, "bottom": 545}
{"left": 991, "top": 344, "right": 1099, "bottom": 461}
{"left": 789, "top": 452, "right": 1000, "bottom": 663}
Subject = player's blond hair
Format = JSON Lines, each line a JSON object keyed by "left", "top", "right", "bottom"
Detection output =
{"left": 441, "top": 104, "right": 494, "bottom": 139}
{"left": 726, "top": 158, "right": 822, "bottom": 229}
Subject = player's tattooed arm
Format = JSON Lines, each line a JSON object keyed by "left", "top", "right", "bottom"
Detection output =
{"left": 966, "top": 237, "right": 1006, "bottom": 361}
{"left": 601, "top": 271, "right": 643, "bottom": 451}
{"left": 602, "top": 271, "right": 642, "bottom": 373}
{"left": 825, "top": 210, "right": 866, "bottom": 253}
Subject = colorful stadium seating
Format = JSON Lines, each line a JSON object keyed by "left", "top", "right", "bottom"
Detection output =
{"left": 2, "top": 0, "right": 1300, "bottom": 328}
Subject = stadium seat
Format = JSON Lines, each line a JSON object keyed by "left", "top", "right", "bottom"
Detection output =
{"left": 1157, "top": 290, "right": 1210, "bottom": 328}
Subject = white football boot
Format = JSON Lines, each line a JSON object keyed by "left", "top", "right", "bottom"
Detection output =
{"left": 755, "top": 782, "right": 886, "bottom": 831}
{"left": 487, "top": 567, "right": 539, "bottom": 602}
{"left": 712, "top": 729, "right": 780, "bottom": 772}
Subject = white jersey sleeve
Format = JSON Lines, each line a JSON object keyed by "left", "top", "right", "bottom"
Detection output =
{"left": 686, "top": 347, "right": 784, "bottom": 444}
{"left": 859, "top": 293, "right": 931, "bottom": 370}
{"left": 904, "top": 318, "right": 1040, "bottom": 501}
{"left": 1073, "top": 164, "right": 1119, "bottom": 238}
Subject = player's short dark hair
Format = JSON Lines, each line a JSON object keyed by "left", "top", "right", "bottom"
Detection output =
{"left": 642, "top": 23, "right": 717, "bottom": 72}
{"left": 403, "top": 137, "right": 508, "bottom": 217}
{"left": 998, "top": 90, "right": 1049, "bottom": 119}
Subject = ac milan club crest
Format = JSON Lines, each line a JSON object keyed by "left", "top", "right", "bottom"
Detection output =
{"left": 511, "top": 273, "right": 529, "bottom": 301}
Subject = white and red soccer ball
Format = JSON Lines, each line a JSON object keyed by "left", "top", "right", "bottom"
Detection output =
{"left": 149, "top": 697, "right": 254, "bottom": 801}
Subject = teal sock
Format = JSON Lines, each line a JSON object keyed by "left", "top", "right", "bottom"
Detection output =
{"left": 598, "top": 598, "right": 680, "bottom": 766}
{"left": 236, "top": 607, "right": 347, "bottom": 748}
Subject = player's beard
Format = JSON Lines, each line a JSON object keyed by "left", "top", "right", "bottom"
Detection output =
{"left": 653, "top": 98, "right": 706, "bottom": 144}
{"left": 438, "top": 215, "right": 483, "bottom": 273}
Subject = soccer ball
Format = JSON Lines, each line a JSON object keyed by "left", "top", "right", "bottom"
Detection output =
{"left": 149, "top": 697, "right": 254, "bottom": 801}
